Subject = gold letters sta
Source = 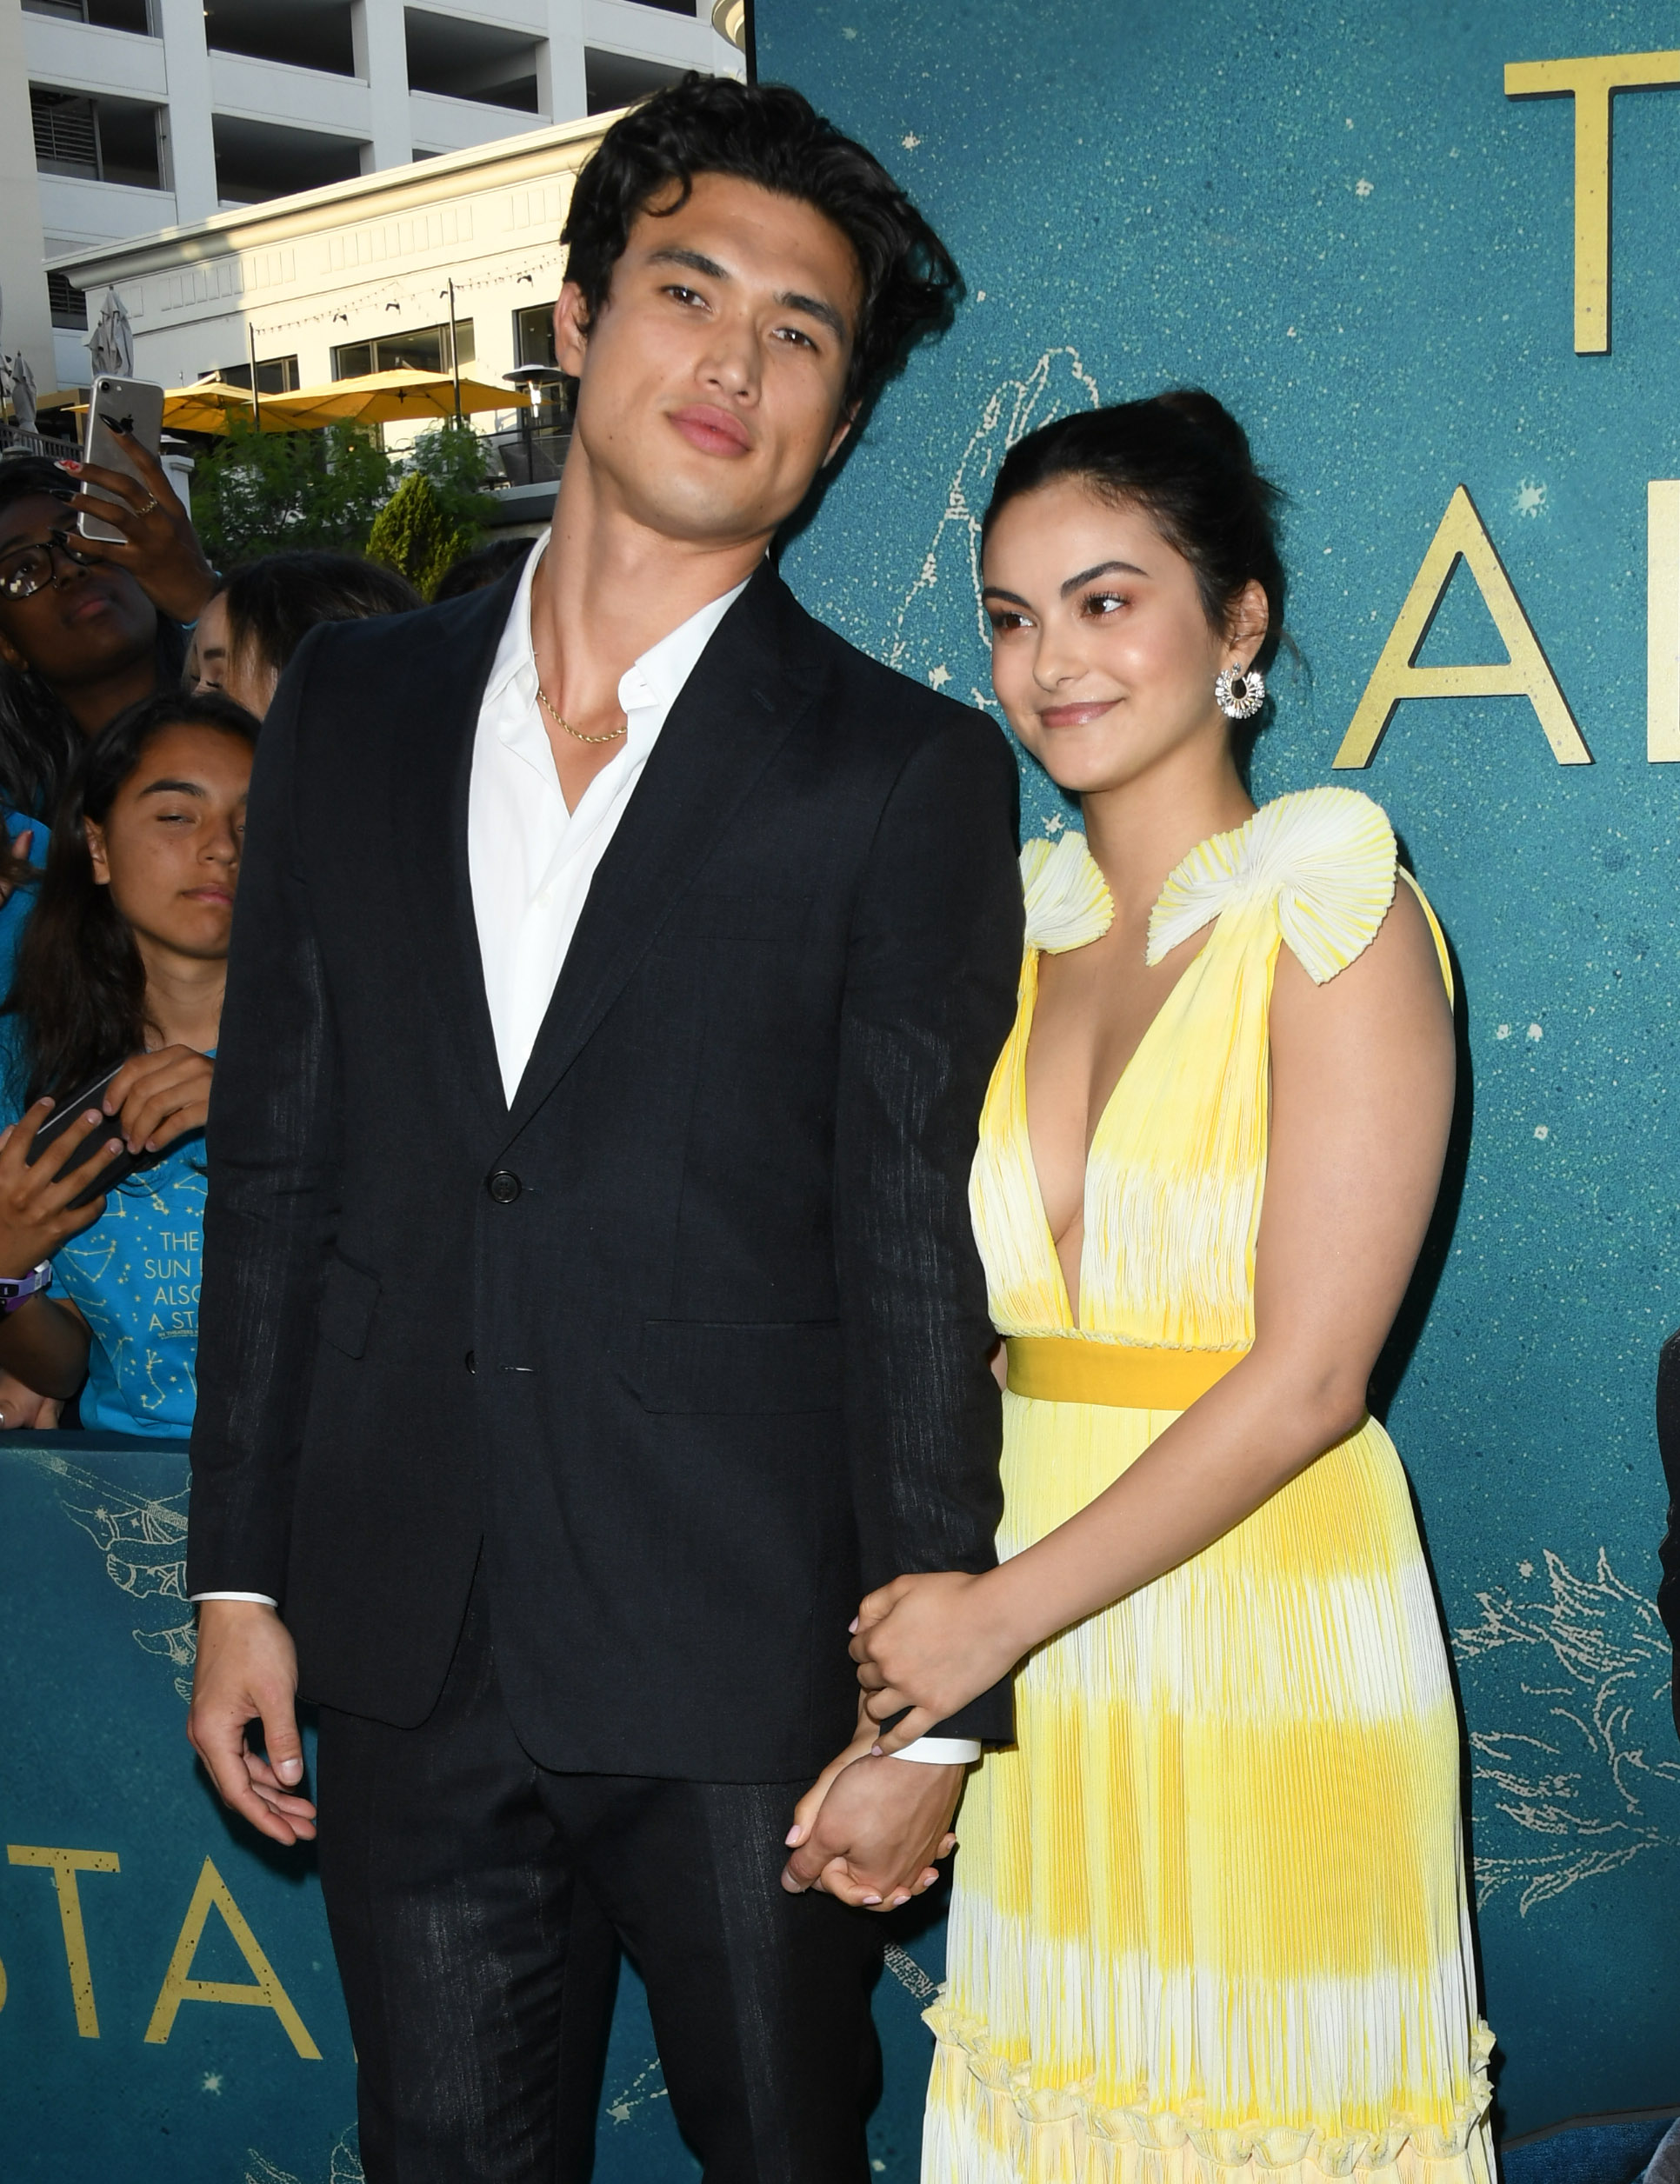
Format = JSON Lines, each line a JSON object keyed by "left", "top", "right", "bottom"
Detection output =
{"left": 1333, "top": 485, "right": 1590, "bottom": 770}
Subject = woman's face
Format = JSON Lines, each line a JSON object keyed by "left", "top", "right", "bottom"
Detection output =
{"left": 85, "top": 723, "right": 251, "bottom": 963}
{"left": 0, "top": 491, "right": 157, "bottom": 690}
{"left": 981, "top": 477, "right": 1265, "bottom": 797}
{"left": 190, "top": 591, "right": 278, "bottom": 718}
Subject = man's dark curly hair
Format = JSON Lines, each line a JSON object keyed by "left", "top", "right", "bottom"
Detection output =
{"left": 561, "top": 75, "right": 962, "bottom": 410}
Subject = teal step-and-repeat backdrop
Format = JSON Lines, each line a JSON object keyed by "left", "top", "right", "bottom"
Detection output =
{"left": 760, "top": 0, "right": 1680, "bottom": 2151}
{"left": 7, "top": 3, "right": 1680, "bottom": 2174}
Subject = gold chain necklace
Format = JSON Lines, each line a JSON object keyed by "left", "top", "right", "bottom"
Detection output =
{"left": 536, "top": 678, "right": 627, "bottom": 745}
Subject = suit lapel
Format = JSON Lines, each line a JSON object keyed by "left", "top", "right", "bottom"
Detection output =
{"left": 503, "top": 563, "right": 819, "bottom": 1140}
{"left": 392, "top": 569, "right": 522, "bottom": 1128}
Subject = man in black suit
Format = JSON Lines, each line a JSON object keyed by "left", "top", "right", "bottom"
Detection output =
{"left": 186, "top": 77, "right": 1022, "bottom": 2183}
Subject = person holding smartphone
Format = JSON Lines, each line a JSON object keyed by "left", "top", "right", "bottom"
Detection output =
{"left": 0, "top": 689, "right": 255, "bottom": 1435}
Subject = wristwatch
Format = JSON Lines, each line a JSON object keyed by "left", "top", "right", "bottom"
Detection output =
{"left": 0, "top": 1261, "right": 53, "bottom": 1312}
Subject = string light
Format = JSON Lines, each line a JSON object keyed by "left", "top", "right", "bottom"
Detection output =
{"left": 243, "top": 251, "right": 564, "bottom": 343}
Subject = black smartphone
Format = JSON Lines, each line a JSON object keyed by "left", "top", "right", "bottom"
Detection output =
{"left": 25, "top": 1065, "right": 141, "bottom": 1210}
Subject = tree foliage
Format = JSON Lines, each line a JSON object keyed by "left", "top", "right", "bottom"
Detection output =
{"left": 406, "top": 418, "right": 497, "bottom": 543}
{"left": 195, "top": 416, "right": 395, "bottom": 568}
{"left": 364, "top": 472, "right": 476, "bottom": 601}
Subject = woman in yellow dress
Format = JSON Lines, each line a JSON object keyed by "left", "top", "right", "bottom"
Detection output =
{"left": 851, "top": 393, "right": 1494, "bottom": 2184}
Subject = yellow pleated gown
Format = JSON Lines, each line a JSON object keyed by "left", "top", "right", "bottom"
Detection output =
{"left": 925, "top": 787, "right": 1494, "bottom": 2184}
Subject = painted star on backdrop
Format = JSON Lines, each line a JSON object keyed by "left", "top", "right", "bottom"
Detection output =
{"left": 902, "top": 133, "right": 922, "bottom": 148}
{"left": 929, "top": 663, "right": 950, "bottom": 687}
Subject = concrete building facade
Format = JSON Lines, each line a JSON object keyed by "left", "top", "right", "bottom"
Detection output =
{"left": 6, "top": 0, "right": 744, "bottom": 396}
{"left": 47, "top": 112, "right": 614, "bottom": 429}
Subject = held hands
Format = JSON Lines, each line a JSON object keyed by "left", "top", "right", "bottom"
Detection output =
{"left": 781, "top": 1726, "right": 961, "bottom": 1910}
{"left": 103, "top": 1046, "right": 214, "bottom": 1155}
{"left": 55, "top": 437, "right": 216, "bottom": 626}
{"left": 188, "top": 1601, "right": 317, "bottom": 1847}
{"left": 850, "top": 1569, "right": 1026, "bottom": 1755}
{"left": 0, "top": 1100, "right": 120, "bottom": 1271}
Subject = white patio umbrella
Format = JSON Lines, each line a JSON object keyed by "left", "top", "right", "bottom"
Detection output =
{"left": 87, "top": 289, "right": 135, "bottom": 377}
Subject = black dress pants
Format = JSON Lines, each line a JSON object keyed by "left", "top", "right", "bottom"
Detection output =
{"left": 314, "top": 1582, "right": 881, "bottom": 2183}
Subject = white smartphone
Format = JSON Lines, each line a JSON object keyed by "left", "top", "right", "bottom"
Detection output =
{"left": 79, "top": 376, "right": 166, "bottom": 543}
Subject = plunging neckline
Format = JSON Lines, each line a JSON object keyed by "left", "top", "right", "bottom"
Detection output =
{"left": 1023, "top": 927, "right": 1215, "bottom": 1329}
{"left": 1019, "top": 814, "right": 1256, "bottom": 1330}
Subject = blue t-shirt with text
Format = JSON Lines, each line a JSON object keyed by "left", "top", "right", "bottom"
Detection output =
{"left": 52, "top": 1132, "right": 206, "bottom": 1439}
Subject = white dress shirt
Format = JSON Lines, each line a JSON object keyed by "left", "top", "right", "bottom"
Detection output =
{"left": 196, "top": 534, "right": 977, "bottom": 1765}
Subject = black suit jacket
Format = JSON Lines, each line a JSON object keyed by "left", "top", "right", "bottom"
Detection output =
{"left": 187, "top": 563, "right": 1023, "bottom": 1780}
{"left": 1657, "top": 1331, "right": 1680, "bottom": 1741}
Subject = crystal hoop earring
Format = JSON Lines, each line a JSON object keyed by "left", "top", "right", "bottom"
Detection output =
{"left": 1214, "top": 663, "right": 1266, "bottom": 721}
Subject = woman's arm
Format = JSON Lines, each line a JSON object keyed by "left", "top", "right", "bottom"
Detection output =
{"left": 0, "top": 1294, "right": 89, "bottom": 1402}
{"left": 852, "top": 882, "right": 1456, "bottom": 1747}
{"left": 0, "top": 1102, "right": 117, "bottom": 1400}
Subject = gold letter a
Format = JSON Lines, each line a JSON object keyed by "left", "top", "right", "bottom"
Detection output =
{"left": 143, "top": 1857, "right": 321, "bottom": 2058}
{"left": 1333, "top": 485, "right": 1590, "bottom": 769}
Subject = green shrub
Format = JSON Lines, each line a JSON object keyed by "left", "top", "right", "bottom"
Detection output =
{"left": 196, "top": 416, "right": 395, "bottom": 567}
{"left": 364, "top": 471, "right": 477, "bottom": 601}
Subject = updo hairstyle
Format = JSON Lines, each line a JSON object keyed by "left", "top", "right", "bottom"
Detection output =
{"left": 981, "top": 390, "right": 1287, "bottom": 684}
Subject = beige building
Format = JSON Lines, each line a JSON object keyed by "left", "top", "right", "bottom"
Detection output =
{"left": 48, "top": 111, "right": 617, "bottom": 418}
{"left": 1, "top": 0, "right": 744, "bottom": 403}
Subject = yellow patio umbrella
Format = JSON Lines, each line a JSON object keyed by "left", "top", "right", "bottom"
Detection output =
{"left": 161, "top": 378, "right": 257, "bottom": 433}
{"left": 255, "top": 368, "right": 517, "bottom": 431}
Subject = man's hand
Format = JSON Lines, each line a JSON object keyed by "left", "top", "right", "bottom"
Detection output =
{"left": 188, "top": 1601, "right": 317, "bottom": 1847}
{"left": 780, "top": 1752, "right": 962, "bottom": 1909}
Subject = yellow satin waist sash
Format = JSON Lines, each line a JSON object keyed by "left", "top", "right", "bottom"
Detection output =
{"left": 1004, "top": 1335, "right": 1248, "bottom": 1410}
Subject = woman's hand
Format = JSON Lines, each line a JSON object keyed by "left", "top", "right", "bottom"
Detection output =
{"left": 783, "top": 1698, "right": 957, "bottom": 1909}
{"left": 850, "top": 1569, "right": 1028, "bottom": 1755}
{"left": 104, "top": 1046, "right": 213, "bottom": 1154}
{"left": 0, "top": 826, "right": 36, "bottom": 914}
{"left": 0, "top": 1367, "right": 62, "bottom": 1433}
{"left": 0, "top": 1100, "right": 117, "bottom": 1272}
{"left": 55, "top": 440, "right": 216, "bottom": 626}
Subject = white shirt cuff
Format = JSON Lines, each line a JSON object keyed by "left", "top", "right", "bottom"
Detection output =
{"left": 890, "top": 1735, "right": 981, "bottom": 1764}
{"left": 190, "top": 1592, "right": 279, "bottom": 1606}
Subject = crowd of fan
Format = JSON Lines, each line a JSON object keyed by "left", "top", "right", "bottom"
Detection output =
{"left": 0, "top": 441, "right": 523, "bottom": 1438}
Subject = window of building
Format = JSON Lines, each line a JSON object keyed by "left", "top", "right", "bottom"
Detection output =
{"left": 332, "top": 319, "right": 475, "bottom": 380}
{"left": 584, "top": 49, "right": 688, "bottom": 115}
{"left": 212, "top": 115, "right": 364, "bottom": 205}
{"left": 514, "top": 303, "right": 558, "bottom": 369}
{"left": 217, "top": 356, "right": 302, "bottom": 395}
{"left": 626, "top": 0, "right": 698, "bottom": 12}
{"left": 31, "top": 88, "right": 164, "bottom": 188}
{"left": 31, "top": 90, "right": 100, "bottom": 178}
{"left": 46, "top": 272, "right": 88, "bottom": 331}
{"left": 203, "top": 0, "right": 355, "bottom": 78}
{"left": 23, "top": 0, "right": 153, "bottom": 30}
{"left": 404, "top": 9, "right": 541, "bottom": 113}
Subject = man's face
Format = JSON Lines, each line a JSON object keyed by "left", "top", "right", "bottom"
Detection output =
{"left": 556, "top": 171, "right": 863, "bottom": 546}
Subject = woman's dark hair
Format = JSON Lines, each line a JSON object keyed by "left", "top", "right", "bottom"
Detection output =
{"left": 982, "top": 391, "right": 1288, "bottom": 683}
{"left": 219, "top": 551, "right": 421, "bottom": 684}
{"left": 0, "top": 456, "right": 183, "bottom": 820}
{"left": 562, "top": 75, "right": 962, "bottom": 409}
{"left": 5, "top": 689, "right": 259, "bottom": 1109}
{"left": 431, "top": 536, "right": 530, "bottom": 602}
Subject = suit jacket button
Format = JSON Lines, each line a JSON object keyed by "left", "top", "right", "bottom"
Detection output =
{"left": 487, "top": 1169, "right": 521, "bottom": 1204}
{"left": 464, "top": 1350, "right": 477, "bottom": 1375}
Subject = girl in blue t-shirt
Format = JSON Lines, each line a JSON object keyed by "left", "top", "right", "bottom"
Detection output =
{"left": 0, "top": 690, "right": 257, "bottom": 1436}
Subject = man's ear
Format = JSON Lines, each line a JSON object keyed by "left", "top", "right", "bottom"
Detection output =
{"left": 84, "top": 818, "right": 110, "bottom": 887}
{"left": 822, "top": 403, "right": 860, "bottom": 470}
{"left": 553, "top": 282, "right": 592, "bottom": 380}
